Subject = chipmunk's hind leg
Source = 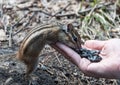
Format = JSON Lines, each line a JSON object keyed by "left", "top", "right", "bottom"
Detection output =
{"left": 25, "top": 57, "right": 39, "bottom": 77}
{"left": 23, "top": 44, "right": 44, "bottom": 84}
{"left": 23, "top": 35, "right": 46, "bottom": 76}
{"left": 23, "top": 57, "right": 39, "bottom": 85}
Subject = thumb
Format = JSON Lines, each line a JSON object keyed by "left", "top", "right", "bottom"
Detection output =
{"left": 84, "top": 40, "right": 106, "bottom": 50}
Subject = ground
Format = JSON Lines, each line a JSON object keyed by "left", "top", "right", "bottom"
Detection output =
{"left": 0, "top": 45, "right": 118, "bottom": 85}
{"left": 0, "top": 0, "right": 120, "bottom": 85}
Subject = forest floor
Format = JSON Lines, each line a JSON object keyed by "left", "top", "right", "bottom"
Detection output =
{"left": 0, "top": 0, "right": 120, "bottom": 85}
{"left": 0, "top": 46, "right": 118, "bottom": 85}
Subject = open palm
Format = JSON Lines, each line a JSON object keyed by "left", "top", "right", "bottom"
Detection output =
{"left": 52, "top": 39, "right": 120, "bottom": 79}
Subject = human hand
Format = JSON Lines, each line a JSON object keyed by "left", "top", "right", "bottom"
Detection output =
{"left": 51, "top": 38, "right": 120, "bottom": 79}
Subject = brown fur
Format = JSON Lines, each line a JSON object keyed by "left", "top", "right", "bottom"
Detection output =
{"left": 17, "top": 23, "right": 81, "bottom": 76}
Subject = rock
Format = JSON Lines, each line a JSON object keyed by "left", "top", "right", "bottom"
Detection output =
{"left": 0, "top": 21, "right": 7, "bottom": 41}
{"left": 0, "top": 29, "right": 7, "bottom": 41}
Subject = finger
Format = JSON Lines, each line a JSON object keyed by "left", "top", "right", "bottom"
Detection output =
{"left": 51, "top": 42, "right": 81, "bottom": 67}
{"left": 84, "top": 40, "right": 106, "bottom": 50}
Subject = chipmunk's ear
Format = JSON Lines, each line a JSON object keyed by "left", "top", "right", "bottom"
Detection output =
{"left": 67, "top": 23, "right": 74, "bottom": 32}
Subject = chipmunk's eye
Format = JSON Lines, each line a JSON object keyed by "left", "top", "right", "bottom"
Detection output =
{"left": 71, "top": 33, "right": 78, "bottom": 42}
{"left": 73, "top": 35, "right": 78, "bottom": 42}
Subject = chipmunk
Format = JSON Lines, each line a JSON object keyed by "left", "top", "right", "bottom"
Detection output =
{"left": 17, "top": 22, "right": 81, "bottom": 77}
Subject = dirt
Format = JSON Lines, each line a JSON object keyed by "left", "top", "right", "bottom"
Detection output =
{"left": 0, "top": 45, "right": 118, "bottom": 85}
{"left": 0, "top": 0, "right": 119, "bottom": 85}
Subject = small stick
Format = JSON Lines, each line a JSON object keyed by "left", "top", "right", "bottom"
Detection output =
{"left": 54, "top": 52, "right": 62, "bottom": 67}
{"left": 8, "top": 26, "right": 12, "bottom": 47}
{"left": 12, "top": 11, "right": 30, "bottom": 29}
{"left": 13, "top": 12, "right": 36, "bottom": 36}
{"left": 53, "top": 2, "right": 72, "bottom": 16}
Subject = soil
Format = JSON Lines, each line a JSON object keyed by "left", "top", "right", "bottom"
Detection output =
{"left": 0, "top": 0, "right": 119, "bottom": 85}
{"left": 0, "top": 44, "right": 118, "bottom": 85}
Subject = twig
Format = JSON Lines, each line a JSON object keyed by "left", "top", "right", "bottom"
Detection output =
{"left": 24, "top": 2, "right": 113, "bottom": 18}
{"left": 12, "top": 3, "right": 72, "bottom": 36}
{"left": 55, "top": 13, "right": 77, "bottom": 17}
{"left": 53, "top": 2, "right": 72, "bottom": 16}
{"left": 87, "top": 4, "right": 98, "bottom": 25}
{"left": 19, "top": 2, "right": 72, "bottom": 17}
{"left": 55, "top": 2, "right": 113, "bottom": 18}
{"left": 28, "top": 8, "right": 53, "bottom": 16}
{"left": 40, "top": 50, "right": 56, "bottom": 56}
{"left": 78, "top": 2, "right": 113, "bottom": 14}
{"left": 0, "top": 0, "right": 3, "bottom": 18}
{"left": 4, "top": 2, "right": 114, "bottom": 19}
{"left": 12, "top": 11, "right": 30, "bottom": 29}
{"left": 39, "top": 63, "right": 54, "bottom": 75}
{"left": 8, "top": 26, "right": 12, "bottom": 47}
{"left": 14, "top": 2, "right": 113, "bottom": 20}
{"left": 13, "top": 12, "right": 36, "bottom": 36}
{"left": 16, "top": 0, "right": 35, "bottom": 9}
{"left": 54, "top": 52, "right": 62, "bottom": 67}
{"left": 8, "top": 1, "right": 114, "bottom": 38}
